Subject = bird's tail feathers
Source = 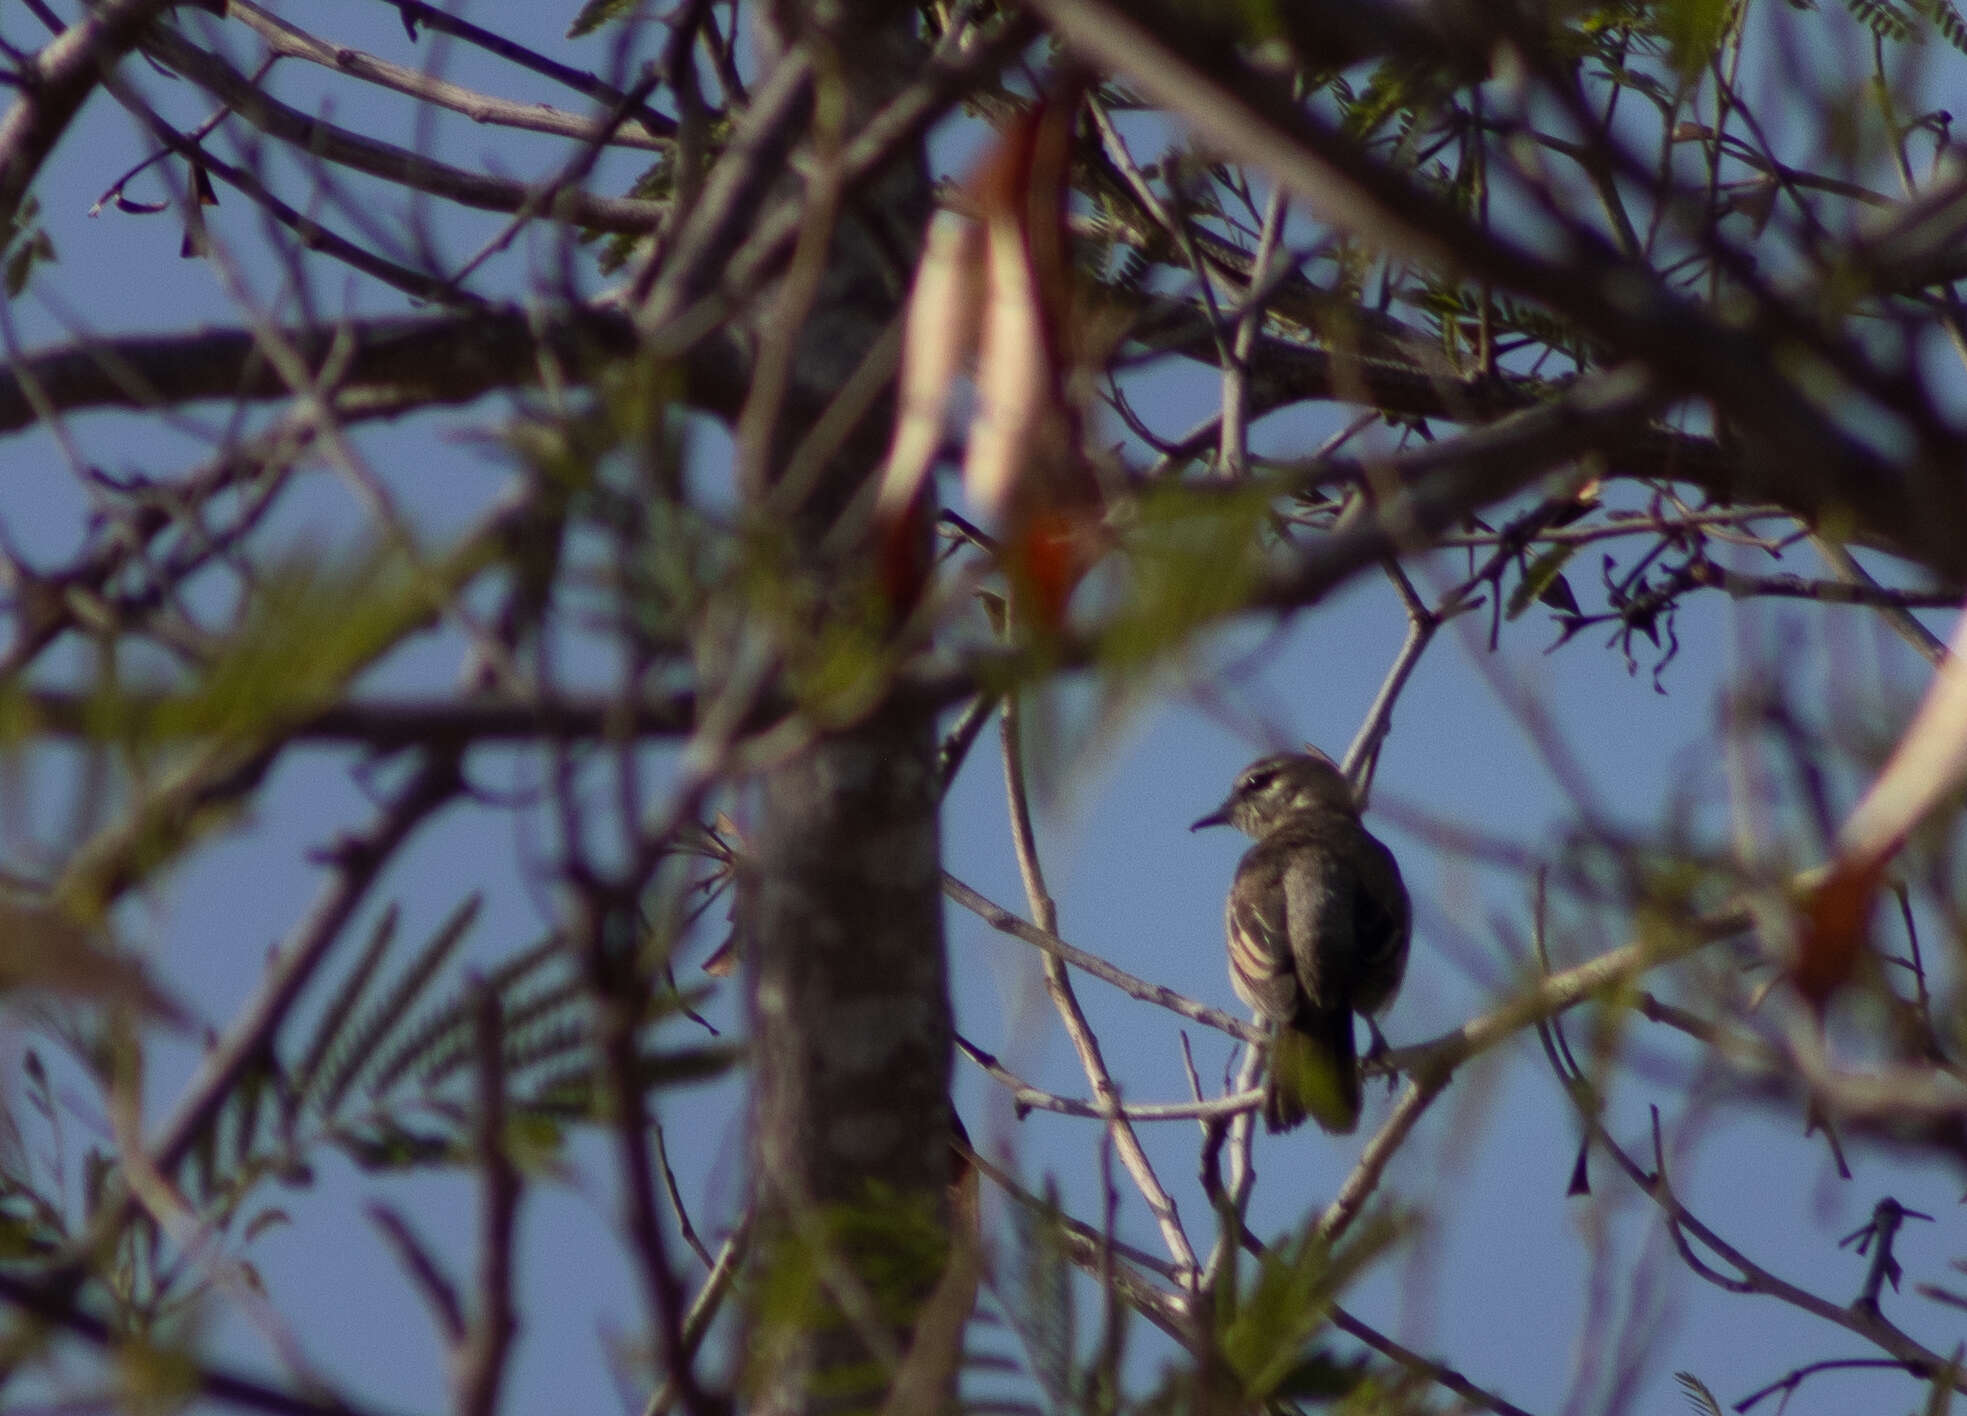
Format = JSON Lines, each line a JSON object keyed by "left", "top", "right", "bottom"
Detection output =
{"left": 1265, "top": 1007, "right": 1359, "bottom": 1134}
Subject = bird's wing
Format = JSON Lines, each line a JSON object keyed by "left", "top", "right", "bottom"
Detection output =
{"left": 1349, "top": 828, "right": 1412, "bottom": 1014}
{"left": 1226, "top": 850, "right": 1301, "bottom": 1022}
{"left": 1353, "top": 833, "right": 1416, "bottom": 1003}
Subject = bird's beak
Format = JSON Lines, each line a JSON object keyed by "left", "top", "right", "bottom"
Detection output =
{"left": 1190, "top": 802, "right": 1232, "bottom": 832}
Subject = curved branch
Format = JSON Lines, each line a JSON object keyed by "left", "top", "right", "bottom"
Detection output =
{"left": 137, "top": 23, "right": 664, "bottom": 233}
{"left": 0, "top": 0, "right": 206, "bottom": 228}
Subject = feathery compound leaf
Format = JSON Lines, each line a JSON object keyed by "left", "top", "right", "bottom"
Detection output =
{"left": 412, "top": 977, "right": 587, "bottom": 1092}
{"left": 357, "top": 936, "right": 566, "bottom": 1103}
{"left": 1909, "top": 0, "right": 1967, "bottom": 49}
{"left": 316, "top": 895, "right": 481, "bottom": 1113}
{"left": 526, "top": 1043, "right": 741, "bottom": 1117}
{"left": 289, "top": 905, "right": 398, "bottom": 1115}
{"left": 497, "top": 1003, "right": 590, "bottom": 1081}
{"left": 393, "top": 938, "right": 574, "bottom": 1089}
{"left": 996, "top": 1185, "right": 1077, "bottom": 1413}
{"left": 1675, "top": 1371, "right": 1725, "bottom": 1416}
{"left": 149, "top": 545, "right": 458, "bottom": 745}
{"left": 1845, "top": 0, "right": 1921, "bottom": 39}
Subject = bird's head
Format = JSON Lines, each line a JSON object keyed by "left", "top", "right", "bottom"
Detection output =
{"left": 1190, "top": 749, "right": 1358, "bottom": 837}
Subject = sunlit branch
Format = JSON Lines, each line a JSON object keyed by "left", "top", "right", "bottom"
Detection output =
{"left": 227, "top": 1, "right": 672, "bottom": 151}
{"left": 942, "top": 871, "right": 1259, "bottom": 1043}
{"left": 998, "top": 700, "right": 1201, "bottom": 1284}
{"left": 956, "top": 1032, "right": 1260, "bottom": 1123}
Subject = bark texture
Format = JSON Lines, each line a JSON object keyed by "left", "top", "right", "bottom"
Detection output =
{"left": 738, "top": 6, "right": 954, "bottom": 1412}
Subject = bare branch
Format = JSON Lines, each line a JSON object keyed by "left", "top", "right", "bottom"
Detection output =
{"left": 0, "top": 0, "right": 199, "bottom": 229}
{"left": 227, "top": 1, "right": 671, "bottom": 151}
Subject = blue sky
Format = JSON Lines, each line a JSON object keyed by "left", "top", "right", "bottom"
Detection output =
{"left": 3, "top": 5, "right": 1966, "bottom": 1416}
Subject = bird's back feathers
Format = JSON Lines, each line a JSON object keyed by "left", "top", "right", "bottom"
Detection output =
{"left": 1206, "top": 754, "right": 1412, "bottom": 1135}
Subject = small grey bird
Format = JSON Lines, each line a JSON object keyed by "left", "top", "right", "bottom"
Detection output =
{"left": 1192, "top": 749, "right": 1411, "bottom": 1134}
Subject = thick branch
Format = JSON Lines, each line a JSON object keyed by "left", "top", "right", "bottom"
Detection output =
{"left": 0, "top": 304, "right": 745, "bottom": 433}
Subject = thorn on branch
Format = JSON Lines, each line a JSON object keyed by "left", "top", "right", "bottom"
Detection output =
{"left": 1841, "top": 1196, "right": 1934, "bottom": 1314}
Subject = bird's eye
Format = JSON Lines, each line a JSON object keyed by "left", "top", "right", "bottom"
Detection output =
{"left": 1241, "top": 768, "right": 1276, "bottom": 794}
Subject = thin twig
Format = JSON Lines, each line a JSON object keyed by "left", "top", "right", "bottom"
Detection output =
{"left": 943, "top": 871, "right": 1258, "bottom": 1040}
{"left": 456, "top": 986, "right": 520, "bottom": 1416}
{"left": 1734, "top": 1357, "right": 1927, "bottom": 1413}
{"left": 98, "top": 753, "right": 462, "bottom": 1250}
{"left": 650, "top": 1113, "right": 717, "bottom": 1271}
{"left": 226, "top": 1, "right": 671, "bottom": 150}
{"left": 998, "top": 700, "right": 1201, "bottom": 1285}
{"left": 1562, "top": 1072, "right": 1967, "bottom": 1394}
{"left": 957, "top": 1032, "right": 1260, "bottom": 1122}
{"left": 0, "top": 1268, "right": 407, "bottom": 1416}
{"left": 1342, "top": 561, "right": 1439, "bottom": 801}
{"left": 1811, "top": 534, "right": 1948, "bottom": 666}
{"left": 641, "top": 1211, "right": 755, "bottom": 1416}
{"left": 1218, "top": 183, "right": 1289, "bottom": 477}
{"left": 366, "top": 1204, "right": 465, "bottom": 1343}
{"left": 1328, "top": 1306, "right": 1543, "bottom": 1416}
{"left": 1316, "top": 1070, "right": 1451, "bottom": 1246}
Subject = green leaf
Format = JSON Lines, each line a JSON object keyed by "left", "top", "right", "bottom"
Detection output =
{"left": 1343, "top": 60, "right": 1423, "bottom": 140}
{"left": 335, "top": 1119, "right": 458, "bottom": 1171}
{"left": 503, "top": 1113, "right": 568, "bottom": 1175}
{"left": 565, "top": 0, "right": 637, "bottom": 39}
{"left": 1507, "top": 545, "right": 1582, "bottom": 620}
{"left": 1100, "top": 482, "right": 1275, "bottom": 670}
{"left": 3, "top": 196, "right": 55, "bottom": 297}
{"left": 1659, "top": 0, "right": 1737, "bottom": 75}
{"left": 1272, "top": 1350, "right": 1372, "bottom": 1400}
{"left": 0, "top": 1197, "right": 60, "bottom": 1259}
{"left": 150, "top": 545, "right": 459, "bottom": 742}
{"left": 1216, "top": 1211, "right": 1401, "bottom": 1403}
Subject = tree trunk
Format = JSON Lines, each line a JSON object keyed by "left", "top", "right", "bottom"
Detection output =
{"left": 739, "top": 8, "right": 955, "bottom": 1412}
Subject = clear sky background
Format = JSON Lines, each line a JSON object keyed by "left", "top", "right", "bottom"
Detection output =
{"left": 2, "top": 5, "right": 1965, "bottom": 1416}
